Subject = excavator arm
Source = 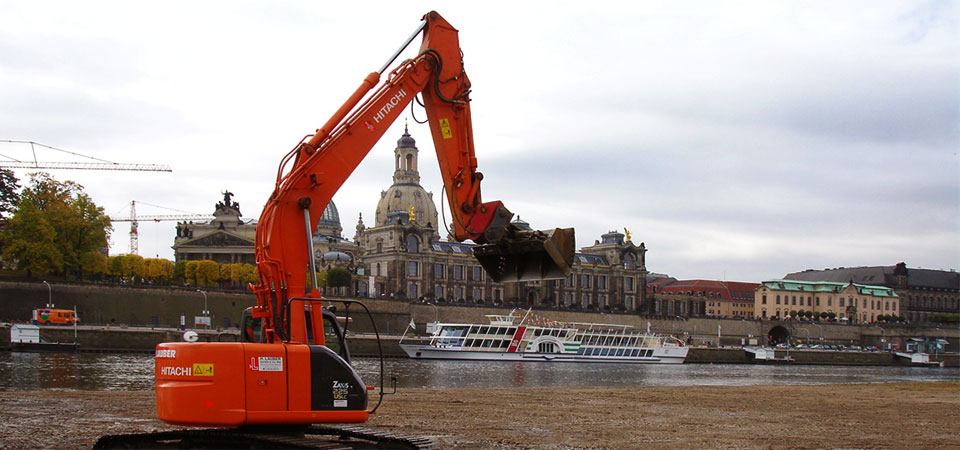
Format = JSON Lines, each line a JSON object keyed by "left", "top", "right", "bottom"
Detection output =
{"left": 253, "top": 11, "right": 574, "bottom": 344}
{"left": 145, "top": 12, "right": 574, "bottom": 440}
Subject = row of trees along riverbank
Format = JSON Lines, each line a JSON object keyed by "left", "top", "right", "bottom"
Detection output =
{"left": 0, "top": 170, "right": 354, "bottom": 291}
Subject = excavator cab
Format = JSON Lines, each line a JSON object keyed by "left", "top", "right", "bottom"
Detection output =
{"left": 240, "top": 307, "right": 264, "bottom": 343}
{"left": 241, "top": 306, "right": 351, "bottom": 363}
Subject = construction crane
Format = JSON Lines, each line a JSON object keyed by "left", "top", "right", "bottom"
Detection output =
{"left": 0, "top": 140, "right": 172, "bottom": 172}
{"left": 109, "top": 201, "right": 213, "bottom": 255}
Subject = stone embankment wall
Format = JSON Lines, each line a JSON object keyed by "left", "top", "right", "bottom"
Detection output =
{"left": 2, "top": 324, "right": 956, "bottom": 367}
{"left": 2, "top": 281, "right": 957, "bottom": 358}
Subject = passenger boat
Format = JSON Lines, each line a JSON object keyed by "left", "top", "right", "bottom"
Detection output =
{"left": 399, "top": 310, "right": 688, "bottom": 364}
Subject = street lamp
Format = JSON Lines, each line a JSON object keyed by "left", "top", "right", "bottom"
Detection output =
{"left": 42, "top": 280, "right": 53, "bottom": 308}
{"left": 197, "top": 289, "right": 209, "bottom": 316}
{"left": 426, "top": 302, "right": 439, "bottom": 323}
{"left": 811, "top": 323, "right": 823, "bottom": 345}
{"left": 871, "top": 325, "right": 885, "bottom": 350}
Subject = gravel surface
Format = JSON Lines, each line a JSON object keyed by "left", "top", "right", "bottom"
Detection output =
{"left": 1, "top": 382, "right": 957, "bottom": 449}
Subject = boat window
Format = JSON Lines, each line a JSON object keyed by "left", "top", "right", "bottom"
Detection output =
{"left": 479, "top": 326, "right": 489, "bottom": 335}
{"left": 483, "top": 339, "right": 494, "bottom": 348}
{"left": 617, "top": 349, "right": 626, "bottom": 357}
{"left": 577, "top": 347, "right": 586, "bottom": 355}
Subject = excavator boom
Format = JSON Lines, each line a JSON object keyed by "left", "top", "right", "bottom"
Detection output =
{"left": 147, "top": 11, "right": 575, "bottom": 440}
{"left": 253, "top": 11, "right": 574, "bottom": 345}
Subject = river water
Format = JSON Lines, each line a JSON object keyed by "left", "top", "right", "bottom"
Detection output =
{"left": 1, "top": 352, "right": 957, "bottom": 391}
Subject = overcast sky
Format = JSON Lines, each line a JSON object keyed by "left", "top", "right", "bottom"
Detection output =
{"left": 1, "top": 1, "right": 957, "bottom": 282}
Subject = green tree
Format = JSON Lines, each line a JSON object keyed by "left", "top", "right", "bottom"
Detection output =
{"left": 326, "top": 267, "right": 352, "bottom": 289}
{"left": 145, "top": 258, "right": 174, "bottom": 284}
{"left": 173, "top": 260, "right": 187, "bottom": 284}
{"left": 108, "top": 255, "right": 125, "bottom": 279}
{"left": 79, "top": 251, "right": 108, "bottom": 278}
{"left": 185, "top": 261, "right": 199, "bottom": 286}
{"left": 0, "top": 197, "right": 61, "bottom": 276}
{"left": 238, "top": 263, "right": 258, "bottom": 286}
{"left": 196, "top": 260, "right": 219, "bottom": 287}
{"left": 0, "top": 169, "right": 20, "bottom": 220}
{"left": 120, "top": 254, "right": 146, "bottom": 281}
{"left": 15, "top": 173, "right": 111, "bottom": 278}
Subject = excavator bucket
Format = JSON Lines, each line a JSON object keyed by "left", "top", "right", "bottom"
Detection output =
{"left": 474, "top": 227, "right": 576, "bottom": 282}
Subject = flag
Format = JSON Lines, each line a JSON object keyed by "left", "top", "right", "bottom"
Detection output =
{"left": 409, "top": 318, "right": 416, "bottom": 330}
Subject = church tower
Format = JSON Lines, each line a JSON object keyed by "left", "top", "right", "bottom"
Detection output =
{"left": 374, "top": 124, "right": 440, "bottom": 229}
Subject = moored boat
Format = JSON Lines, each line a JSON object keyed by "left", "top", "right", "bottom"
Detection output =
{"left": 400, "top": 309, "right": 688, "bottom": 364}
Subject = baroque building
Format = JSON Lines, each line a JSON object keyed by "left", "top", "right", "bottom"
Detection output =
{"left": 784, "top": 263, "right": 959, "bottom": 323}
{"left": 353, "top": 127, "right": 649, "bottom": 311}
{"left": 172, "top": 192, "right": 357, "bottom": 271}
{"left": 647, "top": 279, "right": 758, "bottom": 318}
{"left": 173, "top": 191, "right": 257, "bottom": 264}
{"left": 754, "top": 279, "right": 900, "bottom": 323}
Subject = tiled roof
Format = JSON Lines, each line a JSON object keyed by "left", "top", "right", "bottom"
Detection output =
{"left": 430, "top": 241, "right": 475, "bottom": 255}
{"left": 574, "top": 253, "right": 608, "bottom": 266}
{"left": 785, "top": 265, "right": 959, "bottom": 291}
{"left": 761, "top": 279, "right": 898, "bottom": 298}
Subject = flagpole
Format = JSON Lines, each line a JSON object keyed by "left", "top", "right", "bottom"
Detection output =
{"left": 399, "top": 317, "right": 416, "bottom": 344}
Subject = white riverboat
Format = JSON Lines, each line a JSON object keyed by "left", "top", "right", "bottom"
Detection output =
{"left": 400, "top": 310, "right": 688, "bottom": 364}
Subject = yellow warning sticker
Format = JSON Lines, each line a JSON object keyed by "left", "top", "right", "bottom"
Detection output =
{"left": 439, "top": 119, "right": 453, "bottom": 139}
{"left": 193, "top": 363, "right": 214, "bottom": 377}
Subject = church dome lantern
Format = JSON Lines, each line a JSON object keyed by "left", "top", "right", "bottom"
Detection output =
{"left": 374, "top": 125, "right": 439, "bottom": 230}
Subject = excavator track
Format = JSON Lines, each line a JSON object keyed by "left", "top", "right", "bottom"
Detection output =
{"left": 93, "top": 425, "right": 436, "bottom": 449}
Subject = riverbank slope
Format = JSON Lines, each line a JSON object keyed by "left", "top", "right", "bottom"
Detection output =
{"left": 1, "top": 382, "right": 956, "bottom": 449}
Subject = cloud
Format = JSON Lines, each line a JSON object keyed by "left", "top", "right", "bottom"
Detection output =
{"left": 0, "top": 1, "right": 956, "bottom": 281}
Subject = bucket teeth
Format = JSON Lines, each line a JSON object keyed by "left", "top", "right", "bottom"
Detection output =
{"left": 474, "top": 227, "right": 575, "bottom": 282}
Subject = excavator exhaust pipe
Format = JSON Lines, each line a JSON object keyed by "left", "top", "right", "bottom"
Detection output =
{"left": 474, "top": 227, "right": 576, "bottom": 282}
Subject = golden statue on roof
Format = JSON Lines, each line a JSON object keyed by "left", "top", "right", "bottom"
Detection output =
{"left": 407, "top": 205, "right": 416, "bottom": 222}
{"left": 624, "top": 227, "right": 632, "bottom": 242}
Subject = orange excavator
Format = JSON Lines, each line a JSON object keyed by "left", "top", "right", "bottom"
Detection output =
{"left": 95, "top": 11, "right": 573, "bottom": 449}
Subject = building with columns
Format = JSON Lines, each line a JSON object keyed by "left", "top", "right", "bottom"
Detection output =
{"left": 353, "top": 126, "right": 650, "bottom": 311}
{"left": 173, "top": 192, "right": 256, "bottom": 264}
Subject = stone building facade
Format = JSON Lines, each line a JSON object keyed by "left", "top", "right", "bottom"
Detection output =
{"left": 645, "top": 278, "right": 757, "bottom": 318}
{"left": 754, "top": 279, "right": 899, "bottom": 323}
{"left": 173, "top": 192, "right": 256, "bottom": 264}
{"left": 353, "top": 127, "right": 650, "bottom": 311}
{"left": 784, "top": 263, "right": 958, "bottom": 323}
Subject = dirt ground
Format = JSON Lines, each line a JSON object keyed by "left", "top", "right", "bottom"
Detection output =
{"left": 0, "top": 382, "right": 957, "bottom": 449}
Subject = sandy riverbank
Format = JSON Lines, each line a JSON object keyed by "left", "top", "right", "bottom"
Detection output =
{"left": 1, "top": 382, "right": 957, "bottom": 449}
